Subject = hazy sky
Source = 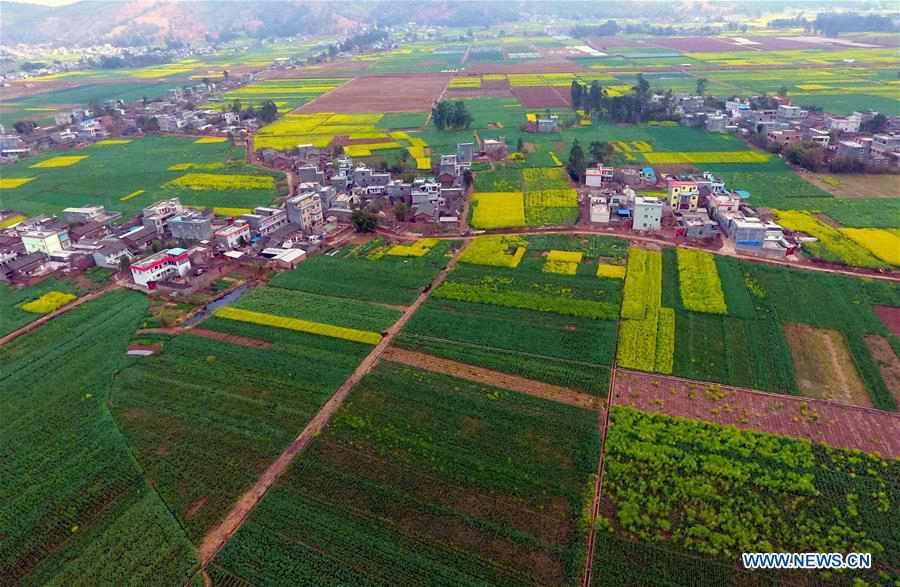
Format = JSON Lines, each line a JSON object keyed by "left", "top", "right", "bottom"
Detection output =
{"left": 8, "top": 0, "right": 82, "bottom": 5}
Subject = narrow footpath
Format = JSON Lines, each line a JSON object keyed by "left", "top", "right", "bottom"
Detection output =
{"left": 194, "top": 238, "right": 470, "bottom": 567}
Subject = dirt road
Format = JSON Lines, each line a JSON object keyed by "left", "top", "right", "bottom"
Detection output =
{"left": 194, "top": 239, "right": 469, "bottom": 567}
{"left": 383, "top": 347, "right": 599, "bottom": 409}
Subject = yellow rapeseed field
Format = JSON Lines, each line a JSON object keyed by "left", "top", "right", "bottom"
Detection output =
{"left": 215, "top": 306, "right": 382, "bottom": 345}
{"left": 386, "top": 238, "right": 440, "bottom": 257}
{"left": 839, "top": 228, "right": 900, "bottom": 266}
{"left": 194, "top": 137, "right": 228, "bottom": 144}
{"left": 95, "top": 139, "right": 132, "bottom": 145}
{"left": 164, "top": 173, "right": 274, "bottom": 191}
{"left": 470, "top": 192, "right": 526, "bottom": 229}
{"left": 460, "top": 235, "right": 528, "bottom": 268}
{"left": 0, "top": 214, "right": 27, "bottom": 228}
{"left": 0, "top": 178, "right": 35, "bottom": 189}
{"left": 597, "top": 264, "right": 626, "bottom": 279}
{"left": 168, "top": 162, "right": 226, "bottom": 171}
{"left": 119, "top": 190, "right": 145, "bottom": 202}
{"left": 543, "top": 250, "right": 583, "bottom": 275}
{"left": 644, "top": 151, "right": 770, "bottom": 164}
{"left": 31, "top": 156, "right": 88, "bottom": 169}
{"left": 19, "top": 291, "right": 77, "bottom": 314}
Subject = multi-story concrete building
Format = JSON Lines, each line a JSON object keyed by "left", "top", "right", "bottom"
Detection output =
{"left": 240, "top": 207, "right": 288, "bottom": 237}
{"left": 130, "top": 248, "right": 191, "bottom": 287}
{"left": 667, "top": 180, "right": 700, "bottom": 211}
{"left": 286, "top": 191, "right": 324, "bottom": 232}
{"left": 632, "top": 197, "right": 663, "bottom": 231}
{"left": 142, "top": 198, "right": 183, "bottom": 232}
{"left": 21, "top": 229, "right": 69, "bottom": 255}
{"left": 168, "top": 211, "right": 214, "bottom": 242}
{"left": 214, "top": 222, "right": 251, "bottom": 249}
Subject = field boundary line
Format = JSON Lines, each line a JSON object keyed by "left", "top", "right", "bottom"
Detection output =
{"left": 193, "top": 239, "right": 470, "bottom": 571}
{"left": 382, "top": 346, "right": 599, "bottom": 409}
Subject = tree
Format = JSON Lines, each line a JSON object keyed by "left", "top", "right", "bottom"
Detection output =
{"left": 351, "top": 209, "right": 378, "bottom": 232}
{"left": 223, "top": 70, "right": 229, "bottom": 80}
{"left": 589, "top": 81, "right": 603, "bottom": 113}
{"left": 259, "top": 100, "right": 278, "bottom": 124}
{"left": 462, "top": 168, "right": 474, "bottom": 191}
{"left": 783, "top": 141, "right": 824, "bottom": 172}
{"left": 570, "top": 80, "right": 584, "bottom": 110}
{"left": 431, "top": 101, "right": 452, "bottom": 130}
{"left": 696, "top": 78, "right": 709, "bottom": 96}
{"left": 230, "top": 100, "right": 242, "bottom": 115}
{"left": 13, "top": 120, "right": 36, "bottom": 135}
{"left": 432, "top": 100, "right": 471, "bottom": 130}
{"left": 516, "top": 137, "right": 524, "bottom": 153}
{"left": 778, "top": 85, "right": 789, "bottom": 97}
{"left": 450, "top": 100, "right": 472, "bottom": 129}
{"left": 567, "top": 139, "right": 586, "bottom": 183}
{"left": 589, "top": 141, "right": 613, "bottom": 164}
{"left": 394, "top": 202, "right": 410, "bottom": 222}
{"left": 860, "top": 113, "right": 888, "bottom": 134}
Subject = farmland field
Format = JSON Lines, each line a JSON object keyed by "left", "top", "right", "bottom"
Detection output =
{"left": 399, "top": 234, "right": 626, "bottom": 394}
{"left": 297, "top": 73, "right": 450, "bottom": 113}
{"left": 0, "top": 277, "right": 83, "bottom": 337}
{"left": 0, "top": 290, "right": 198, "bottom": 585}
{"left": 209, "top": 361, "right": 600, "bottom": 587}
{"left": 0, "top": 135, "right": 283, "bottom": 217}
{"left": 110, "top": 324, "right": 372, "bottom": 542}
{"left": 593, "top": 406, "right": 900, "bottom": 586}
{"left": 269, "top": 239, "right": 459, "bottom": 305}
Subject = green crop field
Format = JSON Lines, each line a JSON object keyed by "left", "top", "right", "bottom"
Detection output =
{"left": 210, "top": 361, "right": 600, "bottom": 586}
{"left": 0, "top": 277, "right": 84, "bottom": 338}
{"left": 0, "top": 135, "right": 284, "bottom": 217}
{"left": 398, "top": 235, "right": 627, "bottom": 394}
{"left": 594, "top": 407, "right": 900, "bottom": 586}
{"left": 0, "top": 290, "right": 198, "bottom": 585}
{"left": 110, "top": 326, "right": 372, "bottom": 541}
{"left": 647, "top": 251, "right": 900, "bottom": 410}
{"left": 269, "top": 239, "right": 459, "bottom": 305}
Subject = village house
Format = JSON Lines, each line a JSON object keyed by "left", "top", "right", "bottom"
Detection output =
{"left": 240, "top": 207, "right": 288, "bottom": 238}
{"left": 214, "top": 222, "right": 251, "bottom": 250}
{"left": 0, "top": 252, "right": 48, "bottom": 282}
{"left": 142, "top": 198, "right": 183, "bottom": 232}
{"left": 632, "top": 197, "right": 663, "bottom": 231}
{"left": 667, "top": 179, "right": 700, "bottom": 212}
{"left": 21, "top": 228, "right": 69, "bottom": 255}
{"left": 130, "top": 248, "right": 192, "bottom": 287}
{"left": 168, "top": 210, "right": 214, "bottom": 242}
{"left": 84, "top": 239, "right": 134, "bottom": 269}
{"left": 285, "top": 191, "right": 324, "bottom": 233}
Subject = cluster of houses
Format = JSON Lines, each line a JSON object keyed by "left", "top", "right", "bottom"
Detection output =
{"left": 584, "top": 166, "right": 796, "bottom": 258}
{"left": 258, "top": 142, "right": 480, "bottom": 226}
{"left": 0, "top": 76, "right": 256, "bottom": 164}
{"left": 676, "top": 93, "right": 900, "bottom": 169}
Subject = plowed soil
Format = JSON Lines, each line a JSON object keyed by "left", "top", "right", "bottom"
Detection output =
{"left": 612, "top": 370, "right": 900, "bottom": 458}
{"left": 296, "top": 74, "right": 450, "bottom": 113}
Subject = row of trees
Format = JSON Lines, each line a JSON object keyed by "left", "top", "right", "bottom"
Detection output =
{"left": 570, "top": 74, "right": 672, "bottom": 124}
{"left": 431, "top": 100, "right": 472, "bottom": 130}
{"left": 229, "top": 99, "right": 278, "bottom": 123}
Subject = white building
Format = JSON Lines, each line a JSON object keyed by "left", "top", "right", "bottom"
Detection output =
{"left": 130, "top": 248, "right": 191, "bottom": 287}
{"left": 214, "top": 222, "right": 251, "bottom": 249}
{"left": 589, "top": 196, "right": 610, "bottom": 224}
{"left": 826, "top": 113, "right": 862, "bottom": 133}
{"left": 632, "top": 197, "right": 663, "bottom": 231}
{"left": 585, "top": 166, "right": 614, "bottom": 189}
{"left": 142, "top": 198, "right": 183, "bottom": 232}
{"left": 21, "top": 229, "right": 68, "bottom": 255}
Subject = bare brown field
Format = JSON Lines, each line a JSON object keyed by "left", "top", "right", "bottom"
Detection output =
{"left": 805, "top": 173, "right": 900, "bottom": 198}
{"left": 295, "top": 74, "right": 450, "bottom": 113}
{"left": 866, "top": 335, "right": 900, "bottom": 405}
{"left": 784, "top": 322, "right": 872, "bottom": 407}
{"left": 875, "top": 305, "right": 900, "bottom": 336}
{"left": 510, "top": 85, "right": 571, "bottom": 108}
{"left": 613, "top": 370, "right": 900, "bottom": 458}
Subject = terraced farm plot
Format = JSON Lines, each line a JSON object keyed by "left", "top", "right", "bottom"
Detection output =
{"left": 470, "top": 191, "right": 526, "bottom": 229}
{"left": 1, "top": 290, "right": 198, "bottom": 586}
{"left": 593, "top": 407, "right": 900, "bottom": 587}
{"left": 210, "top": 361, "right": 601, "bottom": 587}
{"left": 219, "top": 78, "right": 345, "bottom": 111}
{"left": 0, "top": 136, "right": 281, "bottom": 217}
{"left": 110, "top": 327, "right": 372, "bottom": 542}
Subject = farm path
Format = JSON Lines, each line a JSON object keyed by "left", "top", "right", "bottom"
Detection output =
{"left": 194, "top": 238, "right": 470, "bottom": 568}
{"left": 382, "top": 346, "right": 599, "bottom": 409}
{"left": 137, "top": 327, "right": 273, "bottom": 348}
{"left": 0, "top": 282, "right": 118, "bottom": 348}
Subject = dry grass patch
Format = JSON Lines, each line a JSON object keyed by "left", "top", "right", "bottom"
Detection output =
{"left": 784, "top": 322, "right": 871, "bottom": 407}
